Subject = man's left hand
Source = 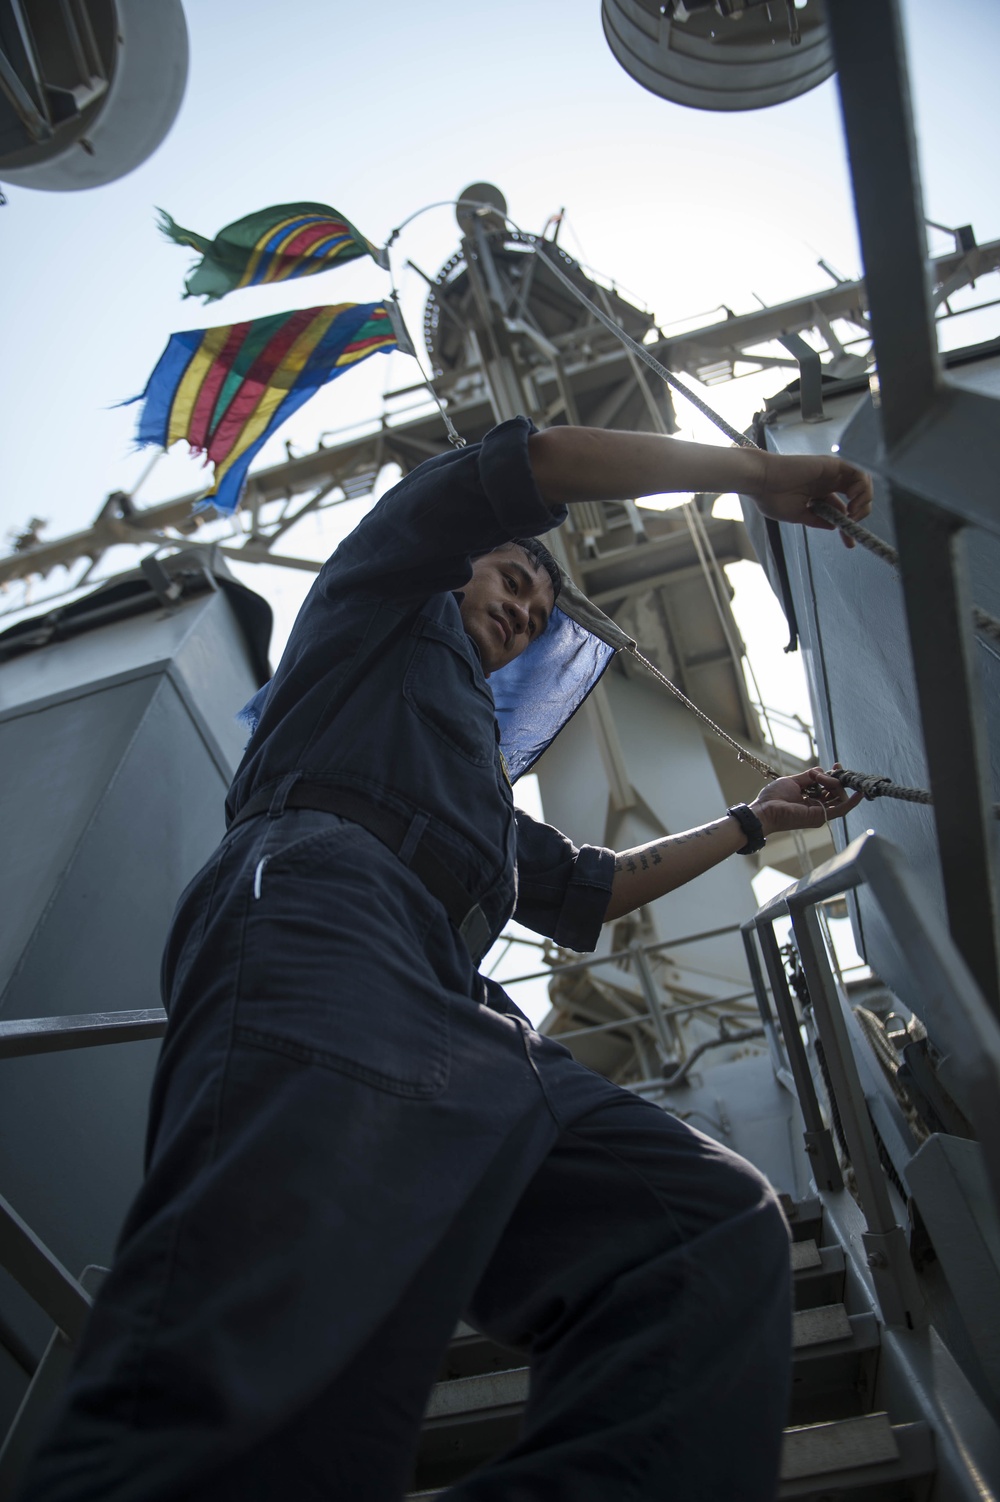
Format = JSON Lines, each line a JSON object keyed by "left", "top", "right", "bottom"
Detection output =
{"left": 751, "top": 765, "right": 863, "bottom": 835}
{"left": 750, "top": 453, "right": 873, "bottom": 548}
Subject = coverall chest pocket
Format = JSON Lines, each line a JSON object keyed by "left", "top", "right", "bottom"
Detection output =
{"left": 403, "top": 617, "right": 497, "bottom": 767}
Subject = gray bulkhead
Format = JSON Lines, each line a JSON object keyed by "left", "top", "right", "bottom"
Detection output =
{"left": 0, "top": 556, "right": 268, "bottom": 1434}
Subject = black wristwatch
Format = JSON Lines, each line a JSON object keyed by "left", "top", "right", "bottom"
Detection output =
{"left": 727, "top": 803, "right": 766, "bottom": 855}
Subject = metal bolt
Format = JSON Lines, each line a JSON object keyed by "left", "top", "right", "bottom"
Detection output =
{"left": 867, "top": 1250, "right": 888, "bottom": 1270}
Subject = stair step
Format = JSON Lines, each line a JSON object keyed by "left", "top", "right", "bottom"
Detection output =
{"left": 425, "top": 1366, "right": 528, "bottom": 1423}
{"left": 440, "top": 1243, "right": 849, "bottom": 1383}
{"left": 791, "top": 1238, "right": 823, "bottom": 1272}
{"left": 428, "top": 1304, "right": 875, "bottom": 1426}
{"left": 793, "top": 1243, "right": 847, "bottom": 1311}
{"left": 423, "top": 1301, "right": 880, "bottom": 1465}
{"left": 779, "top": 1414, "right": 935, "bottom": 1500}
{"left": 793, "top": 1303, "right": 853, "bottom": 1348}
{"left": 439, "top": 1321, "right": 524, "bottom": 1382}
{"left": 780, "top": 1194, "right": 824, "bottom": 1244}
{"left": 410, "top": 1416, "right": 934, "bottom": 1500}
{"left": 790, "top": 1309, "right": 881, "bottom": 1427}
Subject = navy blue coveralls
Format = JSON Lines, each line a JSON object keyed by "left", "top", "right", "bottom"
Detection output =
{"left": 20, "top": 418, "right": 791, "bottom": 1502}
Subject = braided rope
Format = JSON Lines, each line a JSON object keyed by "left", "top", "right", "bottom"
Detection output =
{"left": 485, "top": 218, "right": 1000, "bottom": 821}
{"left": 836, "top": 767, "right": 1000, "bottom": 818}
{"left": 835, "top": 769, "right": 932, "bottom": 805}
{"left": 809, "top": 500, "right": 1000, "bottom": 644}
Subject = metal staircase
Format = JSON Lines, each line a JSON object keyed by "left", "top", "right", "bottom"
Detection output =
{"left": 2, "top": 831, "right": 1000, "bottom": 1497}
{"left": 402, "top": 827, "right": 1000, "bottom": 1500}
{"left": 407, "top": 1197, "right": 935, "bottom": 1501}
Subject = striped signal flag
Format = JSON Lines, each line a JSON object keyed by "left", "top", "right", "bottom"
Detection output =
{"left": 159, "top": 203, "right": 390, "bottom": 303}
{"left": 134, "top": 301, "right": 411, "bottom": 513}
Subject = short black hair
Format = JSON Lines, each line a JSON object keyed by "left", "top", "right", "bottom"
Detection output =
{"left": 507, "top": 537, "right": 562, "bottom": 602}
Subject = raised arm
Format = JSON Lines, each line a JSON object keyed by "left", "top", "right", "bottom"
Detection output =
{"left": 603, "top": 767, "right": 861, "bottom": 923}
{"left": 528, "top": 426, "right": 873, "bottom": 546}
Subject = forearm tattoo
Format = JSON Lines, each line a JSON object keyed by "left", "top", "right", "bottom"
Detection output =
{"left": 614, "top": 825, "right": 715, "bottom": 872}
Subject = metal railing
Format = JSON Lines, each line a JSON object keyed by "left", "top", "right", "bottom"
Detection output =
{"left": 744, "top": 828, "right": 1000, "bottom": 1332}
{"left": 488, "top": 919, "right": 764, "bottom": 1080}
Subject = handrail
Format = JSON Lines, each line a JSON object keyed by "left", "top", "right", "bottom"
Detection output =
{"left": 0, "top": 1196, "right": 92, "bottom": 1342}
{"left": 744, "top": 829, "right": 1000, "bottom": 1329}
{"left": 495, "top": 920, "right": 745, "bottom": 989}
{"left": 0, "top": 923, "right": 749, "bottom": 1063}
{"left": 0, "top": 1009, "right": 167, "bottom": 1061}
{"left": 551, "top": 988, "right": 758, "bottom": 1044}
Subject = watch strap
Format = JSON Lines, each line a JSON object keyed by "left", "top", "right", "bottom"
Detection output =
{"left": 727, "top": 802, "right": 766, "bottom": 855}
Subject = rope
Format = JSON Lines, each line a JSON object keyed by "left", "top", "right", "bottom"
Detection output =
{"left": 628, "top": 657, "right": 1000, "bottom": 817}
{"left": 628, "top": 647, "right": 779, "bottom": 780}
{"left": 836, "top": 767, "right": 1000, "bottom": 816}
{"left": 534, "top": 244, "right": 756, "bottom": 449}
{"left": 385, "top": 199, "right": 1000, "bottom": 819}
{"left": 382, "top": 245, "right": 466, "bottom": 450}
{"left": 809, "top": 500, "right": 1000, "bottom": 644}
{"left": 526, "top": 233, "right": 1000, "bottom": 821}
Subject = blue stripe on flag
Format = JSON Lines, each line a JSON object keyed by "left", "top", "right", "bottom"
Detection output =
{"left": 134, "top": 330, "right": 203, "bottom": 447}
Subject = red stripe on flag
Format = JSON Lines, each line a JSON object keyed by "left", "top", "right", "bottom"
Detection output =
{"left": 208, "top": 308, "right": 318, "bottom": 462}
{"left": 208, "top": 307, "right": 316, "bottom": 459}
{"left": 339, "top": 333, "right": 393, "bottom": 358}
{"left": 188, "top": 323, "right": 251, "bottom": 451}
{"left": 280, "top": 221, "right": 349, "bottom": 259}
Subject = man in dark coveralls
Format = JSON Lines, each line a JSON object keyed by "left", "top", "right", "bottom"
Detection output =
{"left": 20, "top": 418, "right": 870, "bottom": 1502}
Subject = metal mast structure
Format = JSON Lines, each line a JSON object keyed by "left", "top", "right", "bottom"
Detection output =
{"left": 3, "top": 186, "right": 999, "bottom": 1085}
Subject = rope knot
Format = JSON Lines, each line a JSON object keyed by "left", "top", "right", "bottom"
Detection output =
{"left": 835, "top": 768, "right": 893, "bottom": 801}
{"left": 859, "top": 775, "right": 895, "bottom": 801}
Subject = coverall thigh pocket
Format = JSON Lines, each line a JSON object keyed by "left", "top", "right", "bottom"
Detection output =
{"left": 235, "top": 828, "right": 450, "bottom": 1098}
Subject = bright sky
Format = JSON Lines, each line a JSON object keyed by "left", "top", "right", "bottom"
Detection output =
{"left": 2, "top": 0, "right": 996, "bottom": 1019}
{"left": 1, "top": 0, "right": 997, "bottom": 738}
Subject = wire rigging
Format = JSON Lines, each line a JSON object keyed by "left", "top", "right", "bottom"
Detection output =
{"left": 383, "top": 199, "right": 1000, "bottom": 819}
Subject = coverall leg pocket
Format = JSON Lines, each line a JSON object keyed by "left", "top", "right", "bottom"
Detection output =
{"left": 235, "top": 822, "right": 451, "bottom": 1099}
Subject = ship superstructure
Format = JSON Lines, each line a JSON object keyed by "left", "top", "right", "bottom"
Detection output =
{"left": 3, "top": 2, "right": 1000, "bottom": 1496}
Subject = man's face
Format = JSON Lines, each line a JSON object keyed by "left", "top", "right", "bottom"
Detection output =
{"left": 458, "top": 545, "right": 555, "bottom": 676}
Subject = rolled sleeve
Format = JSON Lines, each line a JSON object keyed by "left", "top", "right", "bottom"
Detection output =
{"left": 323, "top": 415, "right": 566, "bottom": 599}
{"left": 513, "top": 810, "right": 615, "bottom": 953}
{"left": 478, "top": 416, "right": 568, "bottom": 537}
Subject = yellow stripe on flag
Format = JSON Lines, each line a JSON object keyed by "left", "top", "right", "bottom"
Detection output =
{"left": 167, "top": 325, "right": 235, "bottom": 446}
{"left": 211, "top": 306, "right": 343, "bottom": 496}
{"left": 238, "top": 214, "right": 312, "bottom": 290}
{"left": 259, "top": 220, "right": 329, "bottom": 285}
{"left": 335, "top": 335, "right": 395, "bottom": 368}
{"left": 270, "top": 230, "right": 345, "bottom": 285}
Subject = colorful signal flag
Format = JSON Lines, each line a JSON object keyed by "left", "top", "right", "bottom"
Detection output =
{"left": 159, "top": 203, "right": 390, "bottom": 303}
{"left": 134, "top": 301, "right": 411, "bottom": 513}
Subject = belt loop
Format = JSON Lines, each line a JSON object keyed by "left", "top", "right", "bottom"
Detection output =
{"left": 397, "top": 811, "right": 430, "bottom": 867}
{"left": 268, "top": 772, "right": 302, "bottom": 818}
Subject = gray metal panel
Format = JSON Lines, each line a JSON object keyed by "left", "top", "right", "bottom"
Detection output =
{"left": 0, "top": 676, "right": 157, "bottom": 1002}
{"left": 743, "top": 367, "right": 1000, "bottom": 1001}
{"left": 1, "top": 675, "right": 229, "bottom": 1021}
{"left": 0, "top": 594, "right": 206, "bottom": 715}
{"left": 0, "top": 581, "right": 261, "bottom": 1435}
